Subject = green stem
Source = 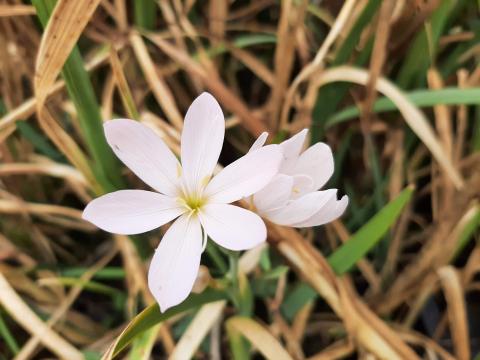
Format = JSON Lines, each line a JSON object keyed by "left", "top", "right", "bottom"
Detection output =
{"left": 228, "top": 251, "right": 240, "bottom": 308}
{"left": 206, "top": 242, "right": 228, "bottom": 273}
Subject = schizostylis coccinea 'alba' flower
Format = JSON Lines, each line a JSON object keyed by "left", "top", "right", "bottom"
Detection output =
{"left": 82, "top": 93, "right": 282, "bottom": 311}
{"left": 248, "top": 129, "right": 348, "bottom": 227}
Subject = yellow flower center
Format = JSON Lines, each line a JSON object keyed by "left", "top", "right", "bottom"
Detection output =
{"left": 179, "top": 195, "right": 206, "bottom": 213}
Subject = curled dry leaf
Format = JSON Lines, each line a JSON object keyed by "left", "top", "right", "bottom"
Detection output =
{"left": 34, "top": 0, "right": 102, "bottom": 106}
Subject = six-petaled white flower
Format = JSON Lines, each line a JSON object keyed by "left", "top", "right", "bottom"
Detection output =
{"left": 82, "top": 93, "right": 282, "bottom": 311}
{"left": 248, "top": 129, "right": 348, "bottom": 227}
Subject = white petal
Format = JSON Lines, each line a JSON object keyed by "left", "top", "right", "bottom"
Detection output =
{"left": 199, "top": 204, "right": 266, "bottom": 251}
{"left": 253, "top": 174, "right": 293, "bottom": 213}
{"left": 181, "top": 92, "right": 225, "bottom": 195}
{"left": 264, "top": 190, "right": 337, "bottom": 226}
{"left": 148, "top": 215, "right": 202, "bottom": 312}
{"left": 204, "top": 145, "right": 282, "bottom": 203}
{"left": 104, "top": 119, "right": 180, "bottom": 196}
{"left": 291, "top": 175, "right": 314, "bottom": 199}
{"left": 248, "top": 132, "right": 268, "bottom": 153}
{"left": 279, "top": 129, "right": 308, "bottom": 173}
{"left": 83, "top": 190, "right": 185, "bottom": 235}
{"left": 293, "top": 193, "right": 349, "bottom": 227}
{"left": 291, "top": 142, "right": 334, "bottom": 190}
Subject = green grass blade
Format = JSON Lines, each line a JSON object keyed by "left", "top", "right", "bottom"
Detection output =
{"left": 16, "top": 122, "right": 64, "bottom": 161}
{"left": 0, "top": 312, "right": 19, "bottom": 356}
{"left": 60, "top": 266, "right": 126, "bottom": 280}
{"left": 134, "top": 0, "right": 157, "bottom": 30}
{"left": 328, "top": 186, "right": 414, "bottom": 274}
{"left": 227, "top": 328, "right": 250, "bottom": 360}
{"left": 111, "top": 289, "right": 226, "bottom": 358}
{"left": 474, "top": 106, "right": 480, "bottom": 151}
{"left": 128, "top": 325, "right": 159, "bottom": 360}
{"left": 397, "top": 0, "right": 456, "bottom": 88}
{"left": 281, "top": 283, "right": 317, "bottom": 321}
{"left": 326, "top": 87, "right": 480, "bottom": 128}
{"left": 453, "top": 207, "right": 480, "bottom": 259}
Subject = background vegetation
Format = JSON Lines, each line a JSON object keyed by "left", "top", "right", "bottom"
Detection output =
{"left": 0, "top": 0, "right": 479, "bottom": 359}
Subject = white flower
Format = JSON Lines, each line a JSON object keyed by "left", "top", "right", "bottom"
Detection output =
{"left": 249, "top": 129, "right": 348, "bottom": 227}
{"left": 82, "top": 93, "right": 282, "bottom": 311}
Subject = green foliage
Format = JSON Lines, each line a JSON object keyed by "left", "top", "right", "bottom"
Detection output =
{"left": 326, "top": 88, "right": 480, "bottom": 127}
{"left": 134, "top": 0, "right": 157, "bottom": 30}
{"left": 328, "top": 186, "right": 414, "bottom": 274}
{"left": 110, "top": 289, "right": 226, "bottom": 358}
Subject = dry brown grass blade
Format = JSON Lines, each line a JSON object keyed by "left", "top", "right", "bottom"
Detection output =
{"left": 308, "top": 340, "right": 354, "bottom": 360}
{"left": 279, "top": 0, "right": 358, "bottom": 129}
{"left": 378, "top": 202, "right": 479, "bottom": 313}
{"left": 395, "top": 327, "right": 456, "bottom": 359}
{"left": 36, "top": 107, "right": 99, "bottom": 192}
{"left": 0, "top": 198, "right": 92, "bottom": 228}
{"left": 168, "top": 244, "right": 265, "bottom": 358}
{"left": 146, "top": 32, "right": 269, "bottom": 136}
{"left": 271, "top": 312, "right": 305, "bottom": 359}
{"left": 14, "top": 249, "right": 117, "bottom": 360}
{"left": 0, "top": 264, "right": 56, "bottom": 304}
{"left": 0, "top": 160, "right": 90, "bottom": 202}
{"left": 270, "top": 0, "right": 308, "bottom": 129}
{"left": 129, "top": 32, "right": 183, "bottom": 129}
{"left": 455, "top": 69, "right": 469, "bottom": 163}
{"left": 0, "top": 162, "right": 87, "bottom": 185}
{"left": 0, "top": 5, "right": 36, "bottom": 17}
{"left": 271, "top": 225, "right": 420, "bottom": 360}
{"left": 208, "top": 0, "right": 228, "bottom": 45}
{"left": 313, "top": 66, "right": 464, "bottom": 189}
{"left": 170, "top": 301, "right": 226, "bottom": 360}
{"left": 427, "top": 69, "right": 453, "bottom": 159}
{"left": 34, "top": 0, "right": 102, "bottom": 106}
{"left": 0, "top": 272, "right": 83, "bottom": 360}
{"left": 362, "top": 0, "right": 395, "bottom": 122}
{"left": 0, "top": 43, "right": 120, "bottom": 133}
{"left": 109, "top": 48, "right": 138, "bottom": 119}
{"left": 226, "top": 317, "right": 293, "bottom": 360}
{"left": 229, "top": 46, "right": 275, "bottom": 86}
{"left": 437, "top": 266, "right": 470, "bottom": 360}
{"left": 0, "top": 97, "right": 38, "bottom": 132}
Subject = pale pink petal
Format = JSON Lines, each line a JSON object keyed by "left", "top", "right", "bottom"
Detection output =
{"left": 293, "top": 193, "right": 349, "bottom": 227}
{"left": 248, "top": 132, "right": 268, "bottom": 153}
{"left": 104, "top": 119, "right": 180, "bottom": 196}
{"left": 204, "top": 145, "right": 282, "bottom": 203}
{"left": 279, "top": 129, "right": 308, "bottom": 173}
{"left": 264, "top": 189, "right": 337, "bottom": 226}
{"left": 253, "top": 174, "right": 293, "bottom": 213}
{"left": 181, "top": 93, "right": 225, "bottom": 194}
{"left": 83, "top": 190, "right": 185, "bottom": 235}
{"left": 291, "top": 175, "right": 314, "bottom": 199}
{"left": 148, "top": 214, "right": 202, "bottom": 312}
{"left": 291, "top": 142, "right": 334, "bottom": 190}
{"left": 199, "top": 204, "right": 266, "bottom": 251}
